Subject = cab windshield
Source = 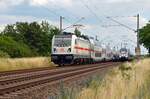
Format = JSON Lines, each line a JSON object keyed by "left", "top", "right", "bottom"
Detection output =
{"left": 120, "top": 48, "right": 127, "bottom": 52}
{"left": 54, "top": 37, "right": 72, "bottom": 47}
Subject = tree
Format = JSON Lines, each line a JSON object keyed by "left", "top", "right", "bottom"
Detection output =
{"left": 139, "top": 22, "right": 150, "bottom": 54}
{"left": 2, "top": 22, "right": 28, "bottom": 43}
{"left": 41, "top": 21, "right": 60, "bottom": 55}
{"left": 74, "top": 28, "right": 81, "bottom": 37}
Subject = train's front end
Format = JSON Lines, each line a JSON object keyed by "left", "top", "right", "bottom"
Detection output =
{"left": 51, "top": 34, "right": 73, "bottom": 65}
{"left": 119, "top": 48, "right": 129, "bottom": 61}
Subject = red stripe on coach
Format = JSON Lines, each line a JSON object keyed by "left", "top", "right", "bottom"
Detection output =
{"left": 74, "top": 46, "right": 101, "bottom": 53}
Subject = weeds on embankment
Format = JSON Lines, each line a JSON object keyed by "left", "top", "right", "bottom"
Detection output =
{"left": 0, "top": 57, "right": 54, "bottom": 71}
{"left": 55, "top": 58, "right": 150, "bottom": 99}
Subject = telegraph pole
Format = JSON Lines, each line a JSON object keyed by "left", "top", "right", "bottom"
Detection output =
{"left": 60, "top": 16, "right": 64, "bottom": 34}
{"left": 136, "top": 14, "right": 141, "bottom": 56}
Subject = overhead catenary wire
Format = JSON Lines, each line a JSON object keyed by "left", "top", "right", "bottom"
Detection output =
{"left": 79, "top": 0, "right": 102, "bottom": 23}
{"left": 42, "top": 5, "right": 72, "bottom": 23}
{"left": 40, "top": 3, "right": 86, "bottom": 31}
{"left": 106, "top": 16, "right": 137, "bottom": 18}
{"left": 101, "top": 24, "right": 121, "bottom": 28}
{"left": 63, "top": 17, "right": 85, "bottom": 30}
{"left": 106, "top": 17, "right": 136, "bottom": 32}
{"left": 101, "top": 15, "right": 137, "bottom": 28}
{"left": 83, "top": 0, "right": 137, "bottom": 31}
{"left": 79, "top": 0, "right": 110, "bottom": 41}
{"left": 42, "top": 5, "right": 60, "bottom": 17}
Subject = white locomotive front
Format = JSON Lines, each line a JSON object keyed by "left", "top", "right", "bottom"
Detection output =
{"left": 119, "top": 48, "right": 129, "bottom": 61}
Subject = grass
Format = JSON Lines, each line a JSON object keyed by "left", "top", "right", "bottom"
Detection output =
{"left": 55, "top": 58, "right": 150, "bottom": 99}
{"left": 77, "top": 58, "right": 150, "bottom": 99}
{"left": 0, "top": 57, "right": 54, "bottom": 72}
{"left": 58, "top": 81, "right": 78, "bottom": 99}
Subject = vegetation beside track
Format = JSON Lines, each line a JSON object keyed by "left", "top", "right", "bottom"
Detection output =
{"left": 57, "top": 58, "right": 150, "bottom": 99}
{"left": 0, "top": 57, "right": 54, "bottom": 72}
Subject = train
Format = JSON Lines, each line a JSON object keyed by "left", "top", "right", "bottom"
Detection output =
{"left": 51, "top": 32, "right": 118, "bottom": 66}
{"left": 51, "top": 32, "right": 124, "bottom": 66}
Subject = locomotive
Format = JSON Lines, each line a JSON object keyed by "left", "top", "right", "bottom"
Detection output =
{"left": 51, "top": 32, "right": 114, "bottom": 66}
{"left": 119, "top": 48, "right": 130, "bottom": 61}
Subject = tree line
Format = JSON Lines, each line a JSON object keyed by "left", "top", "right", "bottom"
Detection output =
{"left": 0, "top": 21, "right": 60, "bottom": 58}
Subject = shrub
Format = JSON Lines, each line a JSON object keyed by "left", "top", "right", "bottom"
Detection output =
{"left": 0, "top": 36, "right": 34, "bottom": 58}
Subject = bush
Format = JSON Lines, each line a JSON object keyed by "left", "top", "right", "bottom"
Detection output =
{"left": 0, "top": 36, "right": 34, "bottom": 58}
{"left": 0, "top": 50, "right": 10, "bottom": 58}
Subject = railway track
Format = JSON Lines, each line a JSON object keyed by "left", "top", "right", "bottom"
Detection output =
{"left": 0, "top": 67, "right": 57, "bottom": 77}
{"left": 0, "top": 62, "right": 120, "bottom": 98}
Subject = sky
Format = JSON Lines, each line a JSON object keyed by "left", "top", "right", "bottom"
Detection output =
{"left": 0, "top": 0, "right": 149, "bottom": 54}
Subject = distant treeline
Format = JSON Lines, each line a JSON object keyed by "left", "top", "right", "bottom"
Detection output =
{"left": 0, "top": 21, "right": 60, "bottom": 58}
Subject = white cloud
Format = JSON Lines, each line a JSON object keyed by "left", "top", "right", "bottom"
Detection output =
{"left": 29, "top": 0, "right": 49, "bottom": 6}
{"left": 0, "top": 0, "right": 73, "bottom": 12}
{"left": 0, "top": 14, "right": 60, "bottom": 31}
{"left": 0, "top": 0, "right": 24, "bottom": 11}
{"left": 28, "top": 0, "right": 73, "bottom": 7}
{"left": 49, "top": 0, "right": 72, "bottom": 6}
{"left": 0, "top": 15, "right": 38, "bottom": 31}
{"left": 106, "top": 0, "right": 132, "bottom": 3}
{"left": 0, "top": 15, "right": 41, "bottom": 24}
